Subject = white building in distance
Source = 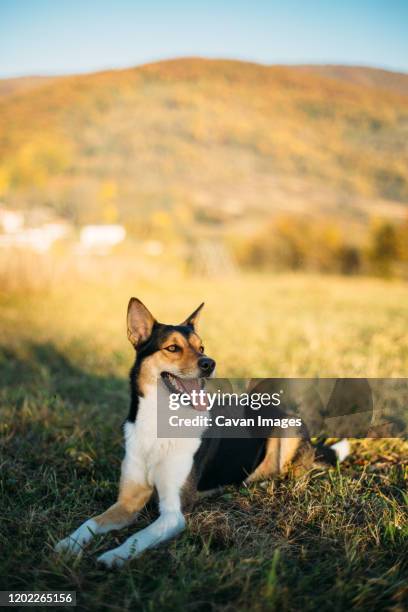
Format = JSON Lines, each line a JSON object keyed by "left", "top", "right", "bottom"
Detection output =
{"left": 0, "top": 207, "right": 24, "bottom": 233}
{"left": 79, "top": 224, "right": 126, "bottom": 253}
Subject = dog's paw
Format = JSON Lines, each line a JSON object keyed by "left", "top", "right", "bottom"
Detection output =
{"left": 54, "top": 519, "right": 97, "bottom": 556}
{"left": 54, "top": 535, "right": 83, "bottom": 556}
{"left": 97, "top": 547, "right": 128, "bottom": 569}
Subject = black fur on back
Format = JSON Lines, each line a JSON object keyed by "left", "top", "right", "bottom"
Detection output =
{"left": 193, "top": 437, "right": 267, "bottom": 490}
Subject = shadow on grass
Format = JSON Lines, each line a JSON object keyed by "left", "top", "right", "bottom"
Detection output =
{"left": 0, "top": 341, "right": 129, "bottom": 409}
{"left": 0, "top": 342, "right": 130, "bottom": 575}
{"left": 0, "top": 340, "right": 129, "bottom": 494}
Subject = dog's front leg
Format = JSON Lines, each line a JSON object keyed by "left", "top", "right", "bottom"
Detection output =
{"left": 97, "top": 454, "right": 191, "bottom": 568}
{"left": 55, "top": 465, "right": 152, "bottom": 556}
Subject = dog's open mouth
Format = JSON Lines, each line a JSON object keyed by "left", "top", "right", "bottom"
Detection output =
{"left": 161, "top": 372, "right": 209, "bottom": 411}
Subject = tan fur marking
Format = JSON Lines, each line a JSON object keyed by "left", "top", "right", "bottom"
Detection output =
{"left": 246, "top": 438, "right": 281, "bottom": 482}
{"left": 279, "top": 437, "right": 303, "bottom": 473}
{"left": 289, "top": 440, "right": 316, "bottom": 477}
{"left": 138, "top": 353, "right": 160, "bottom": 392}
{"left": 94, "top": 482, "right": 152, "bottom": 528}
{"left": 187, "top": 332, "right": 203, "bottom": 351}
{"left": 246, "top": 436, "right": 310, "bottom": 483}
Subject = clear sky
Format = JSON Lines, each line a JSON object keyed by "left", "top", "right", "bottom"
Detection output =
{"left": 0, "top": 0, "right": 407, "bottom": 78}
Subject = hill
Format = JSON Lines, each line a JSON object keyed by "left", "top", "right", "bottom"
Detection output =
{"left": 0, "top": 58, "right": 407, "bottom": 237}
{"left": 0, "top": 75, "right": 59, "bottom": 98}
{"left": 296, "top": 65, "right": 408, "bottom": 96}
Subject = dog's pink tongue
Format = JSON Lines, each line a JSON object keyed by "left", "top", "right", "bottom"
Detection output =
{"left": 181, "top": 378, "right": 209, "bottom": 411}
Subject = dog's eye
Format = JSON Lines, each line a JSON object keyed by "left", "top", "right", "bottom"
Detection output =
{"left": 165, "top": 344, "right": 180, "bottom": 353}
{"left": 199, "top": 346, "right": 205, "bottom": 353}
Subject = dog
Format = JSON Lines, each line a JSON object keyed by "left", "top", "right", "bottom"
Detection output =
{"left": 55, "top": 298, "right": 349, "bottom": 567}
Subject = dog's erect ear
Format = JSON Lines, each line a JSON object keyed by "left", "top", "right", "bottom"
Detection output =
{"left": 127, "top": 298, "right": 156, "bottom": 348}
{"left": 180, "top": 302, "right": 204, "bottom": 330}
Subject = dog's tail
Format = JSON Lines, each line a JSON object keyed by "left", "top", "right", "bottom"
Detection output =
{"left": 314, "top": 439, "right": 351, "bottom": 467}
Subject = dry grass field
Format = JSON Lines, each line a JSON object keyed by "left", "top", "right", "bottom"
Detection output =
{"left": 0, "top": 269, "right": 407, "bottom": 611}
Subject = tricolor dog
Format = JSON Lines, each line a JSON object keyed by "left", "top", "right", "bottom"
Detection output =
{"left": 55, "top": 299, "right": 349, "bottom": 567}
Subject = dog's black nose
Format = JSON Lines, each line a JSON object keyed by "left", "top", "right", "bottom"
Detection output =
{"left": 198, "top": 357, "right": 216, "bottom": 375}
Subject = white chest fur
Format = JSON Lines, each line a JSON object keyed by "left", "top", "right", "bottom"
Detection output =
{"left": 122, "top": 385, "right": 202, "bottom": 489}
